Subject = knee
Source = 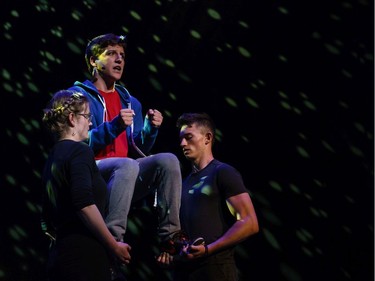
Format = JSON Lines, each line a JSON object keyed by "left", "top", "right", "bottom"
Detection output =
{"left": 115, "top": 158, "right": 140, "bottom": 174}
{"left": 155, "top": 153, "right": 180, "bottom": 171}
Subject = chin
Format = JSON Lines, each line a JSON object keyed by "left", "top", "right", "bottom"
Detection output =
{"left": 114, "top": 73, "right": 123, "bottom": 80}
{"left": 184, "top": 155, "right": 193, "bottom": 160}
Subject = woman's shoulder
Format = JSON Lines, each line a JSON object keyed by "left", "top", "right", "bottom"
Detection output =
{"left": 57, "top": 140, "right": 91, "bottom": 154}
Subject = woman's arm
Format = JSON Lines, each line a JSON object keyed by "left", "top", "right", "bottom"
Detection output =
{"left": 78, "top": 204, "right": 132, "bottom": 264}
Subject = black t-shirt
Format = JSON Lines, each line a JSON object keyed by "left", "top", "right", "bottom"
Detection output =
{"left": 41, "top": 140, "right": 107, "bottom": 238}
{"left": 180, "top": 159, "right": 248, "bottom": 264}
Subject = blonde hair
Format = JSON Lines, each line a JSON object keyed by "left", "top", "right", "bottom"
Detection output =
{"left": 42, "top": 90, "right": 88, "bottom": 137}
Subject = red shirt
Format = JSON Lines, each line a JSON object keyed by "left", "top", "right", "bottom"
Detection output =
{"left": 95, "top": 89, "right": 128, "bottom": 160}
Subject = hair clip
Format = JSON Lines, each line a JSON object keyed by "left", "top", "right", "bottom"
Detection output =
{"left": 71, "top": 92, "right": 83, "bottom": 99}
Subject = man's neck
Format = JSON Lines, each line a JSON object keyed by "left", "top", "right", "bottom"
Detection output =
{"left": 192, "top": 155, "right": 214, "bottom": 172}
{"left": 93, "top": 77, "right": 116, "bottom": 92}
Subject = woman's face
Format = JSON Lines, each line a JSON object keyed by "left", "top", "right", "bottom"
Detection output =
{"left": 74, "top": 104, "right": 92, "bottom": 141}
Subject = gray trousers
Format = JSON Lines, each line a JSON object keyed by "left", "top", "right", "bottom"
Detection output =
{"left": 96, "top": 152, "right": 182, "bottom": 242}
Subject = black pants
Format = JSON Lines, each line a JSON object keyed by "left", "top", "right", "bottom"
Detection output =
{"left": 47, "top": 234, "right": 111, "bottom": 281}
{"left": 174, "top": 262, "right": 238, "bottom": 281}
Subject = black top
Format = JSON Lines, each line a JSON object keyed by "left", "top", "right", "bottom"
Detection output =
{"left": 41, "top": 140, "right": 107, "bottom": 238}
{"left": 180, "top": 159, "right": 248, "bottom": 264}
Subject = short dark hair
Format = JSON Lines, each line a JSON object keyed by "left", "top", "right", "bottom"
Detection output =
{"left": 176, "top": 112, "right": 216, "bottom": 142}
{"left": 85, "top": 33, "right": 127, "bottom": 73}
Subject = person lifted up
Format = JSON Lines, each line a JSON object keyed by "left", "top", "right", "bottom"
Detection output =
{"left": 68, "top": 33, "right": 185, "bottom": 256}
{"left": 157, "top": 112, "right": 259, "bottom": 281}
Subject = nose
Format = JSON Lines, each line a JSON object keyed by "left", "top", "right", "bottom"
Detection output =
{"left": 116, "top": 53, "right": 124, "bottom": 62}
{"left": 180, "top": 138, "right": 186, "bottom": 147}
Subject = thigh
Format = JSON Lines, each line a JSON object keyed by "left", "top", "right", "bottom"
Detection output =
{"left": 132, "top": 154, "right": 171, "bottom": 201}
{"left": 136, "top": 153, "right": 175, "bottom": 172}
{"left": 96, "top": 157, "right": 138, "bottom": 182}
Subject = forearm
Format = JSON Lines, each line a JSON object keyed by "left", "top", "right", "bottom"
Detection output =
{"left": 133, "top": 117, "right": 158, "bottom": 153}
{"left": 208, "top": 213, "right": 259, "bottom": 255}
{"left": 88, "top": 116, "right": 125, "bottom": 150}
{"left": 206, "top": 192, "right": 259, "bottom": 254}
{"left": 78, "top": 204, "right": 118, "bottom": 252}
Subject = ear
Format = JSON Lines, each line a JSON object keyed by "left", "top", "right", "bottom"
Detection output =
{"left": 205, "top": 132, "right": 212, "bottom": 145}
{"left": 89, "top": 56, "right": 97, "bottom": 68}
{"left": 68, "top": 112, "right": 76, "bottom": 127}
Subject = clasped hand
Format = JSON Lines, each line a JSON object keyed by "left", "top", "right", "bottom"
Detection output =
{"left": 146, "top": 109, "right": 163, "bottom": 128}
{"left": 156, "top": 244, "right": 206, "bottom": 268}
{"left": 115, "top": 241, "right": 132, "bottom": 264}
{"left": 119, "top": 108, "right": 135, "bottom": 127}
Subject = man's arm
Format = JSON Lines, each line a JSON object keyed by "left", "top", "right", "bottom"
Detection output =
{"left": 186, "top": 192, "right": 259, "bottom": 258}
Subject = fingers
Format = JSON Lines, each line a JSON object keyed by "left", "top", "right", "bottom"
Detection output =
{"left": 120, "top": 108, "right": 164, "bottom": 128}
{"left": 184, "top": 245, "right": 205, "bottom": 259}
{"left": 119, "top": 108, "right": 134, "bottom": 126}
{"left": 156, "top": 252, "right": 170, "bottom": 263}
{"left": 156, "top": 252, "right": 173, "bottom": 268}
{"left": 147, "top": 109, "right": 163, "bottom": 127}
{"left": 117, "top": 242, "right": 132, "bottom": 264}
{"left": 121, "top": 250, "right": 131, "bottom": 264}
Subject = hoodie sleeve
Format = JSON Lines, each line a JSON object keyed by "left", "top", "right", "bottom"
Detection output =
{"left": 70, "top": 82, "right": 127, "bottom": 153}
{"left": 88, "top": 115, "right": 126, "bottom": 152}
{"left": 129, "top": 96, "right": 158, "bottom": 154}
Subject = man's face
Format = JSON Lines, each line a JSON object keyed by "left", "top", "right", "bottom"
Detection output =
{"left": 96, "top": 44, "right": 125, "bottom": 82}
{"left": 179, "top": 123, "right": 207, "bottom": 161}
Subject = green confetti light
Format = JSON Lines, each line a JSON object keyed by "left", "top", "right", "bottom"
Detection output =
{"left": 207, "top": 8, "right": 221, "bottom": 20}
{"left": 147, "top": 64, "right": 158, "bottom": 73}
{"left": 278, "top": 55, "right": 288, "bottom": 62}
{"left": 2, "top": 68, "right": 11, "bottom": 80}
{"left": 10, "top": 10, "right": 20, "bottom": 17}
{"left": 164, "top": 59, "right": 175, "bottom": 68}
{"left": 245, "top": 97, "right": 259, "bottom": 108}
{"left": 280, "top": 100, "right": 292, "bottom": 110}
{"left": 296, "top": 146, "right": 310, "bottom": 158}
{"left": 278, "top": 91, "right": 288, "bottom": 99}
{"left": 130, "top": 10, "right": 142, "bottom": 21}
{"left": 13, "top": 245, "right": 26, "bottom": 258}
{"left": 269, "top": 180, "right": 283, "bottom": 192}
{"left": 303, "top": 100, "right": 316, "bottom": 111}
{"left": 280, "top": 262, "right": 302, "bottom": 281}
{"left": 349, "top": 145, "right": 364, "bottom": 157}
{"left": 17, "top": 133, "right": 29, "bottom": 145}
{"left": 341, "top": 69, "right": 352, "bottom": 78}
{"left": 240, "top": 135, "right": 249, "bottom": 142}
{"left": 301, "top": 246, "right": 314, "bottom": 257}
{"left": 5, "top": 174, "right": 17, "bottom": 186}
{"left": 324, "top": 43, "right": 340, "bottom": 55}
{"left": 168, "top": 92, "right": 177, "bottom": 101}
{"left": 148, "top": 76, "right": 163, "bottom": 92}
{"left": 321, "top": 140, "right": 335, "bottom": 153}
{"left": 225, "top": 97, "right": 237, "bottom": 108}
{"left": 263, "top": 228, "right": 281, "bottom": 250}
{"left": 238, "top": 20, "right": 249, "bottom": 29}
{"left": 278, "top": 6, "right": 289, "bottom": 15}
{"left": 296, "top": 228, "right": 313, "bottom": 243}
{"left": 72, "top": 9, "right": 84, "bottom": 21}
{"left": 289, "top": 183, "right": 301, "bottom": 194}
{"left": 152, "top": 34, "right": 161, "bottom": 43}
{"left": 238, "top": 46, "right": 251, "bottom": 58}
{"left": 190, "top": 30, "right": 201, "bottom": 39}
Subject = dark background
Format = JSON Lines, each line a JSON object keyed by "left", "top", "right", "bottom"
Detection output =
{"left": 1, "top": 0, "right": 373, "bottom": 280}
